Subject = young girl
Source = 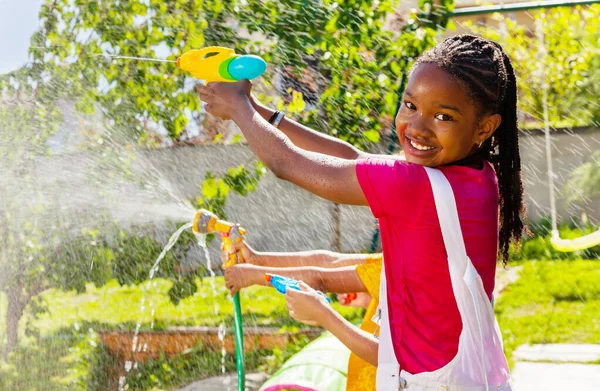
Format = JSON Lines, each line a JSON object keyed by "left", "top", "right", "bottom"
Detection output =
{"left": 223, "top": 242, "right": 381, "bottom": 390}
{"left": 198, "top": 34, "right": 524, "bottom": 389}
{"left": 223, "top": 243, "right": 381, "bottom": 390}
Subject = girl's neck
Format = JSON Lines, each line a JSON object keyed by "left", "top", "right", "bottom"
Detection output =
{"left": 446, "top": 149, "right": 485, "bottom": 170}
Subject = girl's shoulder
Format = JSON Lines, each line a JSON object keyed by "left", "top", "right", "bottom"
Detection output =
{"left": 358, "top": 156, "right": 428, "bottom": 179}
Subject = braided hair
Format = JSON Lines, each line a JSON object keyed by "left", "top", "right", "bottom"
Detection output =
{"left": 415, "top": 34, "right": 525, "bottom": 265}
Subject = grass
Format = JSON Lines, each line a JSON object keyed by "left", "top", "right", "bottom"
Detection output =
{"left": 0, "top": 277, "right": 363, "bottom": 390}
{"left": 496, "top": 259, "right": 600, "bottom": 366}
{"left": 2, "top": 259, "right": 599, "bottom": 389}
{"left": 32, "top": 276, "right": 362, "bottom": 332}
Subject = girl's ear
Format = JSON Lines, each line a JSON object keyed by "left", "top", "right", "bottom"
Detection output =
{"left": 477, "top": 113, "right": 502, "bottom": 144}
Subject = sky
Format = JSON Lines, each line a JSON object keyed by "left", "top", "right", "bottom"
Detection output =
{"left": 0, "top": 0, "right": 44, "bottom": 74}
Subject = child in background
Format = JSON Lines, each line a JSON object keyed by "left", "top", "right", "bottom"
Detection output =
{"left": 198, "top": 34, "right": 524, "bottom": 389}
{"left": 223, "top": 242, "right": 381, "bottom": 391}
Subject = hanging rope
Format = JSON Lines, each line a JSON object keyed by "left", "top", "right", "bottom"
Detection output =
{"left": 538, "top": 16, "right": 600, "bottom": 252}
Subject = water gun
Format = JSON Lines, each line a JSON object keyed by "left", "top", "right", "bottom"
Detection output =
{"left": 192, "top": 209, "right": 246, "bottom": 268}
{"left": 100, "top": 46, "right": 266, "bottom": 83}
{"left": 177, "top": 46, "right": 266, "bottom": 82}
{"left": 264, "top": 274, "right": 331, "bottom": 304}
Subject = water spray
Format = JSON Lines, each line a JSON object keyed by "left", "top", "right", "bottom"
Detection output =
{"left": 192, "top": 209, "right": 247, "bottom": 391}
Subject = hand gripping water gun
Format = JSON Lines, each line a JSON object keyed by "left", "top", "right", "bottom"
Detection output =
{"left": 191, "top": 209, "right": 247, "bottom": 391}
{"left": 100, "top": 46, "right": 267, "bottom": 83}
{"left": 192, "top": 209, "right": 246, "bottom": 268}
{"left": 264, "top": 274, "right": 331, "bottom": 304}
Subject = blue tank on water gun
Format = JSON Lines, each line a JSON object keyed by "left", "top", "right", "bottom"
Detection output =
{"left": 264, "top": 274, "right": 331, "bottom": 303}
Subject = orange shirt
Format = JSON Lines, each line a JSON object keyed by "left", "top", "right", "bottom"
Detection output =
{"left": 346, "top": 254, "right": 382, "bottom": 391}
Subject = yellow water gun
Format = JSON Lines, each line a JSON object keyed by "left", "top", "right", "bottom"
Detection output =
{"left": 100, "top": 46, "right": 267, "bottom": 83}
{"left": 177, "top": 46, "right": 266, "bottom": 82}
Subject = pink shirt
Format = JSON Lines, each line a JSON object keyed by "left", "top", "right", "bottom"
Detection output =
{"left": 356, "top": 158, "right": 498, "bottom": 375}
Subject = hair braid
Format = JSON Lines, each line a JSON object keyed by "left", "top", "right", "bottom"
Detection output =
{"left": 415, "top": 34, "right": 526, "bottom": 265}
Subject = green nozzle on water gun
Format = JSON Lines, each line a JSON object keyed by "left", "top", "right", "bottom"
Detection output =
{"left": 177, "top": 46, "right": 266, "bottom": 82}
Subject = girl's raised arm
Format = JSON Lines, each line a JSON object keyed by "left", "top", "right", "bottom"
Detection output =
{"left": 250, "top": 96, "right": 366, "bottom": 160}
{"left": 198, "top": 81, "right": 368, "bottom": 206}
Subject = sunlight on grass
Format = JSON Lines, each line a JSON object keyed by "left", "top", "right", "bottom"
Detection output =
{"left": 33, "top": 277, "right": 363, "bottom": 334}
{"left": 496, "top": 259, "right": 600, "bottom": 365}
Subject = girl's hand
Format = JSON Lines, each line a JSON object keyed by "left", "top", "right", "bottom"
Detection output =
{"left": 224, "top": 264, "right": 264, "bottom": 295}
{"left": 220, "top": 240, "right": 256, "bottom": 266}
{"left": 286, "top": 281, "right": 332, "bottom": 326}
{"left": 196, "top": 80, "right": 252, "bottom": 120}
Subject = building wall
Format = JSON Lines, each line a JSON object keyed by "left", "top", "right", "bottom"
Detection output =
{"left": 144, "top": 127, "right": 599, "bottom": 254}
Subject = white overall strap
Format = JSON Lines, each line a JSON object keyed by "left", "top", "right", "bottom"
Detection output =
{"left": 376, "top": 259, "right": 402, "bottom": 390}
{"left": 423, "top": 167, "right": 490, "bottom": 388}
{"left": 422, "top": 167, "right": 468, "bottom": 262}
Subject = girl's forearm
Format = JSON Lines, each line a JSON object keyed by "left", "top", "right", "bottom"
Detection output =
{"left": 252, "top": 250, "right": 338, "bottom": 267}
{"left": 231, "top": 99, "right": 366, "bottom": 205}
{"left": 321, "top": 307, "right": 379, "bottom": 366}
{"left": 253, "top": 250, "right": 370, "bottom": 268}
{"left": 243, "top": 265, "right": 324, "bottom": 291}
{"left": 251, "top": 98, "right": 364, "bottom": 160}
{"left": 317, "top": 266, "right": 367, "bottom": 293}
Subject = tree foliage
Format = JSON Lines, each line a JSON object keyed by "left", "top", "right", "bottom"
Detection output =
{"left": 468, "top": 5, "right": 600, "bottom": 128}
{"left": 0, "top": 0, "right": 451, "bottom": 359}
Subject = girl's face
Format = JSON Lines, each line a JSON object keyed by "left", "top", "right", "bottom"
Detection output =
{"left": 395, "top": 63, "right": 501, "bottom": 167}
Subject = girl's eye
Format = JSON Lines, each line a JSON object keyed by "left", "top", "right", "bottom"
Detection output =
{"left": 404, "top": 101, "right": 416, "bottom": 110}
{"left": 435, "top": 113, "right": 453, "bottom": 121}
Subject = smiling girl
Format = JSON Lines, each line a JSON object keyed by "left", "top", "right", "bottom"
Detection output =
{"left": 198, "top": 34, "right": 523, "bottom": 389}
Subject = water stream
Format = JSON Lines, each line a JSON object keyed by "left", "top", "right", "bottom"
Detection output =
{"left": 120, "top": 221, "right": 194, "bottom": 390}
{"left": 195, "top": 232, "right": 230, "bottom": 387}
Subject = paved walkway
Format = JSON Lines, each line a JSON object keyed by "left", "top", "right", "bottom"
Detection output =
{"left": 512, "top": 361, "right": 600, "bottom": 390}
{"left": 512, "top": 344, "right": 600, "bottom": 391}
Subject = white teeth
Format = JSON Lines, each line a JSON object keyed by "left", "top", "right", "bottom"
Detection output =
{"left": 409, "top": 139, "right": 434, "bottom": 151}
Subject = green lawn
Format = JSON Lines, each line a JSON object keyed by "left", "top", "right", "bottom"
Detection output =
{"left": 32, "top": 277, "right": 362, "bottom": 333}
{"left": 496, "top": 259, "right": 600, "bottom": 365}
{"left": 2, "top": 259, "right": 599, "bottom": 390}
{"left": 0, "top": 277, "right": 362, "bottom": 390}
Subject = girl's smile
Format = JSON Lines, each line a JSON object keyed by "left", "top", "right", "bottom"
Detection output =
{"left": 395, "top": 63, "right": 500, "bottom": 167}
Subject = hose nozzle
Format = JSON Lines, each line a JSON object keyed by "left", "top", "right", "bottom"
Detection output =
{"left": 192, "top": 209, "right": 218, "bottom": 234}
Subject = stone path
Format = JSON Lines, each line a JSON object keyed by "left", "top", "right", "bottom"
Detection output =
{"left": 512, "top": 361, "right": 600, "bottom": 390}
{"left": 512, "top": 344, "right": 600, "bottom": 391}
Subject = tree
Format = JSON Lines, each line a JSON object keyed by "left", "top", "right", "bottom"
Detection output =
{"left": 468, "top": 5, "right": 600, "bottom": 128}
{"left": 11, "top": 0, "right": 452, "bottom": 254}
{"left": 0, "top": 0, "right": 452, "bottom": 358}
{"left": 0, "top": 94, "right": 263, "bottom": 359}
{"left": 243, "top": 0, "right": 454, "bottom": 249}
{"left": 0, "top": 0, "right": 265, "bottom": 359}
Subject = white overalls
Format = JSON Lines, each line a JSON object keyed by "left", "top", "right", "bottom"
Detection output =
{"left": 376, "top": 167, "right": 513, "bottom": 390}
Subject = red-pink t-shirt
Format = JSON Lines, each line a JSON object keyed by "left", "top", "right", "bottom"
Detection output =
{"left": 356, "top": 158, "right": 498, "bottom": 375}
